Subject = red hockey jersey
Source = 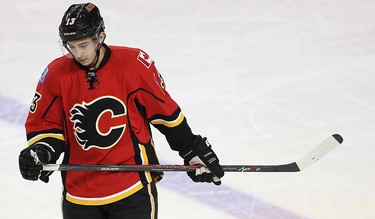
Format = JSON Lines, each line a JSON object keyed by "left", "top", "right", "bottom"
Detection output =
{"left": 25, "top": 45, "right": 196, "bottom": 205}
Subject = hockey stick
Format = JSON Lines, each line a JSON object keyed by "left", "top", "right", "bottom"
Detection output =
{"left": 42, "top": 134, "right": 343, "bottom": 173}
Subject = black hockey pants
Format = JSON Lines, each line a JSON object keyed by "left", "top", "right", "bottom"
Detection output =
{"left": 62, "top": 182, "right": 158, "bottom": 219}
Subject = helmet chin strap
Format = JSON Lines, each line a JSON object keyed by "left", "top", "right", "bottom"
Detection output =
{"left": 86, "top": 46, "right": 101, "bottom": 70}
{"left": 81, "top": 33, "right": 107, "bottom": 71}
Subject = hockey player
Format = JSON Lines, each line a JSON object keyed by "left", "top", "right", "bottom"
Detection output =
{"left": 18, "top": 3, "right": 224, "bottom": 219}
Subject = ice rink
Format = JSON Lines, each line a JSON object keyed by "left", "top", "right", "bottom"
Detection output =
{"left": 1, "top": 0, "right": 375, "bottom": 218}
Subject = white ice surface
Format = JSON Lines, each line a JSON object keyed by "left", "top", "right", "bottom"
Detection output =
{"left": 1, "top": 0, "right": 375, "bottom": 218}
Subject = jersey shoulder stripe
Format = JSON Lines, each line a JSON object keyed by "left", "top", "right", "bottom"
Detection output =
{"left": 151, "top": 111, "right": 185, "bottom": 128}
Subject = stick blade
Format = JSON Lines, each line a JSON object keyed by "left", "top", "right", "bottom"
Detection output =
{"left": 296, "top": 134, "right": 343, "bottom": 171}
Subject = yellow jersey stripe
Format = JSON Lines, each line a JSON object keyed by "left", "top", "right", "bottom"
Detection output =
{"left": 147, "top": 183, "right": 156, "bottom": 219}
{"left": 151, "top": 112, "right": 184, "bottom": 128}
{"left": 66, "top": 181, "right": 143, "bottom": 206}
{"left": 139, "top": 144, "right": 152, "bottom": 183}
{"left": 28, "top": 133, "right": 65, "bottom": 146}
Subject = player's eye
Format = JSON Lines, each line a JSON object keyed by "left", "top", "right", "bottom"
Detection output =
{"left": 79, "top": 43, "right": 88, "bottom": 48}
{"left": 66, "top": 44, "right": 76, "bottom": 50}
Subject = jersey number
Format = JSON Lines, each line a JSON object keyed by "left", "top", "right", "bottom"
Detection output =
{"left": 30, "top": 92, "right": 41, "bottom": 113}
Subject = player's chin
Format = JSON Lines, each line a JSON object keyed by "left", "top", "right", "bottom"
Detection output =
{"left": 76, "top": 59, "right": 89, "bottom": 66}
{"left": 80, "top": 61, "right": 89, "bottom": 66}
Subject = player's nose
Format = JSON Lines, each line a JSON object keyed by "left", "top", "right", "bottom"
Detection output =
{"left": 72, "top": 50, "right": 84, "bottom": 60}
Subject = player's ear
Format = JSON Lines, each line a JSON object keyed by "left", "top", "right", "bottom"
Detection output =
{"left": 98, "top": 32, "right": 106, "bottom": 44}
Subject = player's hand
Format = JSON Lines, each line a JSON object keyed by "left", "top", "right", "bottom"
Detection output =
{"left": 19, "top": 142, "right": 55, "bottom": 183}
{"left": 180, "top": 135, "right": 224, "bottom": 185}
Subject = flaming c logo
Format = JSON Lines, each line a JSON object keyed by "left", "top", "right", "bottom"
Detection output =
{"left": 70, "top": 96, "right": 127, "bottom": 150}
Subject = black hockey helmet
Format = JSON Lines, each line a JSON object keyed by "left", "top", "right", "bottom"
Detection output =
{"left": 59, "top": 3, "right": 104, "bottom": 43}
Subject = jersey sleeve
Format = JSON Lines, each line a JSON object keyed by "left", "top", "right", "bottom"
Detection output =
{"left": 25, "top": 64, "right": 65, "bottom": 157}
{"left": 127, "top": 50, "right": 196, "bottom": 152}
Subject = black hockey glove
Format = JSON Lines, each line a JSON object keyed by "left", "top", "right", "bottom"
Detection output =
{"left": 19, "top": 142, "right": 57, "bottom": 183}
{"left": 179, "top": 135, "right": 224, "bottom": 185}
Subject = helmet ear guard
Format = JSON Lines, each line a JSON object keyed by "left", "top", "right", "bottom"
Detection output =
{"left": 92, "top": 32, "right": 107, "bottom": 45}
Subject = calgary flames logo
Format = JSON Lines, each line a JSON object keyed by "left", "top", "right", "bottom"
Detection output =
{"left": 70, "top": 96, "right": 127, "bottom": 150}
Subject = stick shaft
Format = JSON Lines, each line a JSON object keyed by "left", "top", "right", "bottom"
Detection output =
{"left": 42, "top": 134, "right": 342, "bottom": 173}
{"left": 42, "top": 163, "right": 300, "bottom": 172}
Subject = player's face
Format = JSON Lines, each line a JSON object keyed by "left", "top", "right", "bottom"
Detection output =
{"left": 66, "top": 37, "right": 99, "bottom": 67}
